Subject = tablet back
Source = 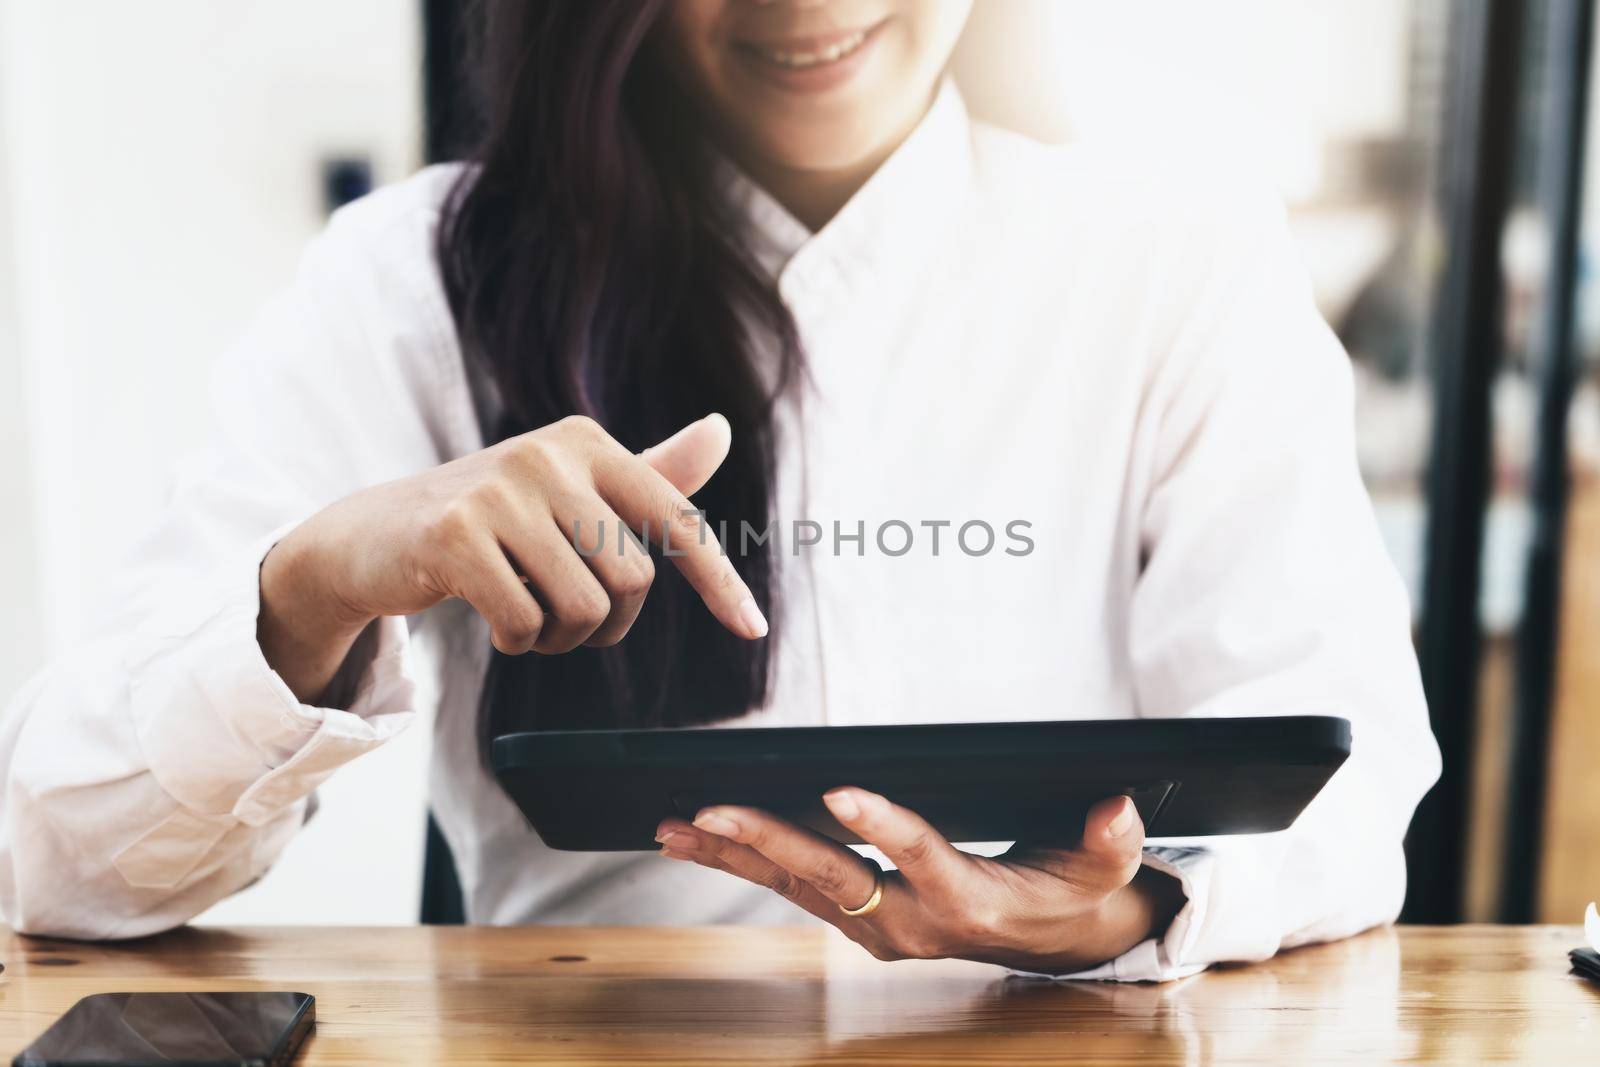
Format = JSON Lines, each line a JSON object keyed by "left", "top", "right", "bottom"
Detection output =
{"left": 491, "top": 716, "right": 1351, "bottom": 852}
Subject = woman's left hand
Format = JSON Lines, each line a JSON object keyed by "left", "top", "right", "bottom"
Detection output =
{"left": 654, "top": 788, "right": 1186, "bottom": 974}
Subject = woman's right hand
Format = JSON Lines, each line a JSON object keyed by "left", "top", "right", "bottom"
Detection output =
{"left": 257, "top": 413, "right": 766, "bottom": 703}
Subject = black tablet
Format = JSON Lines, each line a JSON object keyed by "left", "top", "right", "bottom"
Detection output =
{"left": 491, "top": 715, "right": 1350, "bottom": 852}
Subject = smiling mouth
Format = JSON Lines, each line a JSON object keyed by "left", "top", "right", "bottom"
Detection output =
{"left": 757, "top": 29, "right": 869, "bottom": 69}
{"left": 738, "top": 21, "right": 883, "bottom": 71}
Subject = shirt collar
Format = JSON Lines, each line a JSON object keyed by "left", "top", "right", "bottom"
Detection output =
{"left": 716, "top": 79, "right": 976, "bottom": 294}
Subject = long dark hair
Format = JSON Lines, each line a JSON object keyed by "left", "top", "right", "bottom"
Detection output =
{"left": 436, "top": 2, "right": 801, "bottom": 744}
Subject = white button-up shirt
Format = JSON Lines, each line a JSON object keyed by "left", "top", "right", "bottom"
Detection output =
{"left": 0, "top": 83, "right": 1439, "bottom": 981}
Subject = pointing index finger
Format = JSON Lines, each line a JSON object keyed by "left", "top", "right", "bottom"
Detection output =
{"left": 595, "top": 456, "right": 768, "bottom": 640}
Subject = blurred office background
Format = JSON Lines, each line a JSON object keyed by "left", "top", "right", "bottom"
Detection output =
{"left": 0, "top": 0, "right": 1595, "bottom": 927}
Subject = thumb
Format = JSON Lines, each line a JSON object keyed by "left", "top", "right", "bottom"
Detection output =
{"left": 640, "top": 413, "right": 733, "bottom": 496}
{"left": 1072, "top": 795, "right": 1146, "bottom": 893}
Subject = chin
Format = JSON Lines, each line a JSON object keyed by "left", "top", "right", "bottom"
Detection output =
{"left": 748, "top": 119, "right": 895, "bottom": 175}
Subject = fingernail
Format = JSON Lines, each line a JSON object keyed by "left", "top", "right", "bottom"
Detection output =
{"left": 738, "top": 597, "right": 769, "bottom": 639}
{"left": 1107, "top": 799, "right": 1134, "bottom": 838}
{"left": 693, "top": 811, "right": 740, "bottom": 837}
{"left": 659, "top": 847, "right": 695, "bottom": 861}
{"left": 654, "top": 831, "right": 698, "bottom": 849}
{"left": 823, "top": 789, "right": 861, "bottom": 822}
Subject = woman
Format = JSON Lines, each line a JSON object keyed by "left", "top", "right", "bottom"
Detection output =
{"left": 0, "top": 1, "right": 1438, "bottom": 980}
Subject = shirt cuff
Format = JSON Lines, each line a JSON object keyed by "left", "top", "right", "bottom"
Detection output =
{"left": 127, "top": 524, "right": 417, "bottom": 828}
{"left": 1010, "top": 846, "right": 1213, "bottom": 983}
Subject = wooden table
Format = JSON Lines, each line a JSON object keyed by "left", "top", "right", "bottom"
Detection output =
{"left": 0, "top": 924, "right": 1593, "bottom": 1064}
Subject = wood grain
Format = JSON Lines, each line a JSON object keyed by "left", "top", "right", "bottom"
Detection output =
{"left": 0, "top": 925, "right": 1593, "bottom": 1065}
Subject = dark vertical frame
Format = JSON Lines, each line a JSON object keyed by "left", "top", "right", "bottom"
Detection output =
{"left": 1501, "top": 0, "right": 1595, "bottom": 923}
{"left": 1405, "top": 0, "right": 1525, "bottom": 923}
{"left": 421, "top": 0, "right": 471, "bottom": 925}
{"left": 423, "top": 0, "right": 479, "bottom": 164}
{"left": 421, "top": 813, "right": 467, "bottom": 925}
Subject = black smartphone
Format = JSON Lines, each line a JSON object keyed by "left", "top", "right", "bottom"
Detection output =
{"left": 13, "top": 992, "right": 314, "bottom": 1067}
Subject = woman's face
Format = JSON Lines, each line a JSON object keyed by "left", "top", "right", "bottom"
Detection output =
{"left": 653, "top": 0, "right": 973, "bottom": 176}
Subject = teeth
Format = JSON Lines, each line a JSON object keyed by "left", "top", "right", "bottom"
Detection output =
{"left": 765, "top": 30, "right": 867, "bottom": 69}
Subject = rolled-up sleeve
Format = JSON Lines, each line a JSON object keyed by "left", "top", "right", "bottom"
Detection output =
{"left": 129, "top": 527, "right": 415, "bottom": 831}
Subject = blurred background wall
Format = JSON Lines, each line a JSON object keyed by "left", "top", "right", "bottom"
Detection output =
{"left": 0, "top": 0, "right": 1595, "bottom": 927}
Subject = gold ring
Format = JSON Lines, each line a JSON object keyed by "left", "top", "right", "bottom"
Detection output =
{"left": 839, "top": 861, "right": 885, "bottom": 918}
